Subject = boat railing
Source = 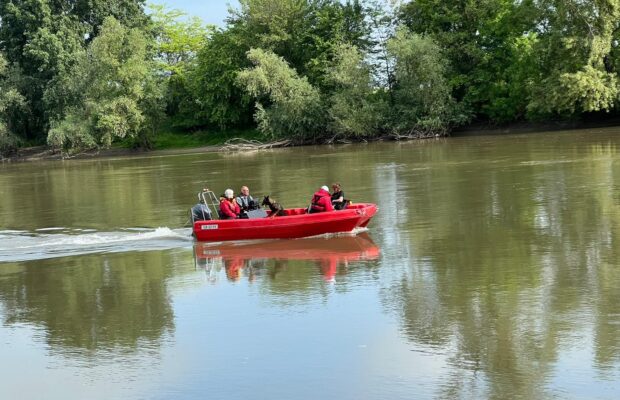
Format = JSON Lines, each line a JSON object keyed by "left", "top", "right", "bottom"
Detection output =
{"left": 196, "top": 189, "right": 223, "bottom": 219}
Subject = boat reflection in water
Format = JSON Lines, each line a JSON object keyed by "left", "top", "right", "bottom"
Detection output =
{"left": 194, "top": 233, "right": 380, "bottom": 283}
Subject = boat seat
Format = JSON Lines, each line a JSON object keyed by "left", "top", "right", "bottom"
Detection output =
{"left": 246, "top": 209, "right": 268, "bottom": 219}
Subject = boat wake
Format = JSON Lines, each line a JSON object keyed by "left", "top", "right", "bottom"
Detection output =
{"left": 0, "top": 227, "right": 193, "bottom": 263}
{"left": 310, "top": 226, "right": 370, "bottom": 239}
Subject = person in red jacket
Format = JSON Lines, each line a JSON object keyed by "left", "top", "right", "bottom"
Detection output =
{"left": 309, "top": 185, "right": 334, "bottom": 213}
{"left": 220, "top": 188, "right": 241, "bottom": 219}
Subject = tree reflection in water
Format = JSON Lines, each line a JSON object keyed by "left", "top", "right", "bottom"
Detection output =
{"left": 376, "top": 140, "right": 620, "bottom": 398}
{"left": 0, "top": 251, "right": 176, "bottom": 354}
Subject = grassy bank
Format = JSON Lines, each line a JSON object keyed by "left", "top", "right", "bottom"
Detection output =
{"left": 115, "top": 124, "right": 263, "bottom": 151}
{"left": 3, "top": 126, "right": 263, "bottom": 162}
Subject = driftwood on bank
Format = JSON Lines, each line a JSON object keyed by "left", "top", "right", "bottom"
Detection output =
{"left": 325, "top": 135, "right": 355, "bottom": 144}
{"left": 386, "top": 132, "right": 441, "bottom": 140}
{"left": 218, "top": 138, "right": 292, "bottom": 152}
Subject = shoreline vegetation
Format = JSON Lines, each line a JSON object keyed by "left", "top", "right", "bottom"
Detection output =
{"left": 6, "top": 116, "right": 620, "bottom": 163}
{"left": 3, "top": 1, "right": 620, "bottom": 160}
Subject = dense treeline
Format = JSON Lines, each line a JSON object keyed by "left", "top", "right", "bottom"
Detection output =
{"left": 1, "top": 0, "right": 620, "bottom": 155}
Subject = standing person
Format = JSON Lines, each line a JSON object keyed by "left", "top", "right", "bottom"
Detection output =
{"left": 309, "top": 185, "right": 334, "bottom": 213}
{"left": 236, "top": 186, "right": 258, "bottom": 213}
{"left": 220, "top": 189, "right": 241, "bottom": 219}
{"left": 331, "top": 183, "right": 345, "bottom": 210}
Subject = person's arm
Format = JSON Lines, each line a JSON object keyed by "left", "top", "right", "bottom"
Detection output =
{"left": 323, "top": 196, "right": 334, "bottom": 211}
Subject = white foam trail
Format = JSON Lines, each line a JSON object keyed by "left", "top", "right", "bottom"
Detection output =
{"left": 303, "top": 226, "right": 369, "bottom": 240}
{"left": 36, "top": 227, "right": 66, "bottom": 232}
{"left": 0, "top": 227, "right": 193, "bottom": 263}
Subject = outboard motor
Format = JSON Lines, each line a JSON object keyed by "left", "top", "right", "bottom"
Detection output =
{"left": 190, "top": 192, "right": 212, "bottom": 223}
{"left": 191, "top": 203, "right": 212, "bottom": 223}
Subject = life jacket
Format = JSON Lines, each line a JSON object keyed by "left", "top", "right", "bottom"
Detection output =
{"left": 236, "top": 195, "right": 255, "bottom": 211}
{"left": 310, "top": 190, "right": 332, "bottom": 212}
{"left": 220, "top": 199, "right": 240, "bottom": 219}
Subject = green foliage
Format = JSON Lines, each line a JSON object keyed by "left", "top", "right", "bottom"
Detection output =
{"left": 47, "top": 112, "right": 97, "bottom": 150}
{"left": 530, "top": 66, "right": 618, "bottom": 115}
{"left": 479, "top": 33, "right": 539, "bottom": 122}
{"left": 149, "top": 4, "right": 212, "bottom": 73}
{"left": 398, "top": 0, "right": 620, "bottom": 121}
{"left": 398, "top": 0, "right": 538, "bottom": 123}
{"left": 326, "top": 44, "right": 383, "bottom": 137}
{"left": 188, "top": 27, "right": 255, "bottom": 129}
{"left": 388, "top": 29, "right": 465, "bottom": 136}
{"left": 302, "top": 0, "right": 371, "bottom": 90}
{"left": 236, "top": 48, "right": 325, "bottom": 140}
{"left": 148, "top": 4, "right": 212, "bottom": 131}
{"left": 186, "top": 0, "right": 317, "bottom": 131}
{"left": 47, "top": 17, "right": 163, "bottom": 152}
{"left": 0, "top": 0, "right": 151, "bottom": 143}
{"left": 6, "top": 0, "right": 620, "bottom": 153}
{"left": 0, "top": 53, "right": 26, "bottom": 155}
{"left": 230, "top": 0, "right": 308, "bottom": 53}
{"left": 527, "top": 0, "right": 620, "bottom": 115}
{"left": 184, "top": 0, "right": 370, "bottom": 132}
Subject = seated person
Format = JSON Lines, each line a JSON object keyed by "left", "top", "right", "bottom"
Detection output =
{"left": 236, "top": 186, "right": 259, "bottom": 214}
{"left": 331, "top": 183, "right": 346, "bottom": 210}
{"left": 220, "top": 188, "right": 241, "bottom": 219}
{"left": 309, "top": 185, "right": 334, "bottom": 214}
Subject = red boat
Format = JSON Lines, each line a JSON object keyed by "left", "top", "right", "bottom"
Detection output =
{"left": 191, "top": 191, "right": 377, "bottom": 242}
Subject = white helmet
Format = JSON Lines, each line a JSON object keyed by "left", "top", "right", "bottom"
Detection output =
{"left": 224, "top": 189, "right": 234, "bottom": 199}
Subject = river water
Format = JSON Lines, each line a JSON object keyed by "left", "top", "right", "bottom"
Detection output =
{"left": 1, "top": 128, "right": 619, "bottom": 399}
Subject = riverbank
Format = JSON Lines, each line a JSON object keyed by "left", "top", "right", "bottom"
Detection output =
{"left": 5, "top": 117, "right": 620, "bottom": 163}
{"left": 1, "top": 128, "right": 263, "bottom": 163}
{"left": 453, "top": 114, "right": 620, "bottom": 136}
{"left": 2, "top": 142, "right": 225, "bottom": 163}
{"left": 1, "top": 133, "right": 430, "bottom": 163}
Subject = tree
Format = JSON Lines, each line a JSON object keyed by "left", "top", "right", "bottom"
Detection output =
{"left": 180, "top": 0, "right": 371, "bottom": 132}
{"left": 0, "top": 53, "right": 26, "bottom": 156}
{"left": 229, "top": 0, "right": 370, "bottom": 87}
{"left": 387, "top": 29, "right": 465, "bottom": 136}
{"left": 47, "top": 17, "right": 163, "bottom": 152}
{"left": 149, "top": 4, "right": 213, "bottom": 128}
{"left": 398, "top": 0, "right": 538, "bottom": 122}
{"left": 236, "top": 48, "right": 325, "bottom": 141}
{"left": 149, "top": 4, "right": 212, "bottom": 73}
{"left": 296, "top": 0, "right": 371, "bottom": 90}
{"left": 326, "top": 44, "right": 383, "bottom": 137}
{"left": 188, "top": 27, "right": 255, "bottom": 129}
{"left": 528, "top": 0, "right": 620, "bottom": 115}
{"left": 0, "top": 0, "right": 151, "bottom": 142}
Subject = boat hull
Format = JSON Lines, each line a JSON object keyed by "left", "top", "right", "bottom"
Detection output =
{"left": 193, "top": 203, "right": 377, "bottom": 242}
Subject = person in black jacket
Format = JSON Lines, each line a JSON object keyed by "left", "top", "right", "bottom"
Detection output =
{"left": 331, "top": 183, "right": 346, "bottom": 210}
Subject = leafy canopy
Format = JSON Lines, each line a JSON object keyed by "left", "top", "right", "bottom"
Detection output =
{"left": 48, "top": 17, "right": 163, "bottom": 152}
{"left": 236, "top": 48, "right": 325, "bottom": 140}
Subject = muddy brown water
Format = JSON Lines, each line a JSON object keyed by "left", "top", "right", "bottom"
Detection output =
{"left": 1, "top": 127, "right": 620, "bottom": 399}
